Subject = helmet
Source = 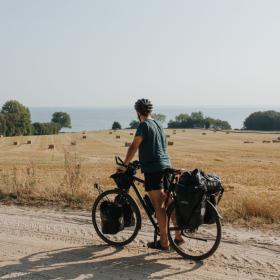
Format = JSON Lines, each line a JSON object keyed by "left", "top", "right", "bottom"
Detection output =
{"left": 134, "top": 99, "right": 153, "bottom": 115}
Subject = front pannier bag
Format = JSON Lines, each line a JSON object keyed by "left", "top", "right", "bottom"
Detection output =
{"left": 175, "top": 169, "right": 207, "bottom": 230}
{"left": 100, "top": 201, "right": 124, "bottom": 234}
{"left": 114, "top": 195, "right": 135, "bottom": 227}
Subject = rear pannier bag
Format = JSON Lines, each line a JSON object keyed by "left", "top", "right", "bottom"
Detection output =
{"left": 175, "top": 169, "right": 207, "bottom": 230}
{"left": 100, "top": 201, "right": 124, "bottom": 234}
{"left": 114, "top": 195, "right": 135, "bottom": 227}
{"left": 203, "top": 173, "right": 224, "bottom": 224}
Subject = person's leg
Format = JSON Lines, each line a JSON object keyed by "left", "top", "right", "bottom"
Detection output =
{"left": 148, "top": 189, "right": 169, "bottom": 248}
{"left": 166, "top": 196, "right": 183, "bottom": 241}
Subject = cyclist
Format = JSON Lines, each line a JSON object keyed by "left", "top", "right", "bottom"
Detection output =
{"left": 117, "top": 98, "right": 183, "bottom": 250}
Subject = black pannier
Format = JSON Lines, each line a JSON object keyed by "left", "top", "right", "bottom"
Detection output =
{"left": 203, "top": 173, "right": 224, "bottom": 224}
{"left": 100, "top": 201, "right": 124, "bottom": 234}
{"left": 110, "top": 172, "right": 132, "bottom": 189}
{"left": 175, "top": 169, "right": 207, "bottom": 230}
{"left": 114, "top": 195, "right": 135, "bottom": 227}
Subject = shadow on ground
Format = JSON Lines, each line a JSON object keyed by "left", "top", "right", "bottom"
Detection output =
{"left": 0, "top": 244, "right": 203, "bottom": 279}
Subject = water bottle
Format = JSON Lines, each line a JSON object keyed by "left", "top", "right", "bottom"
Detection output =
{"left": 143, "top": 195, "right": 155, "bottom": 216}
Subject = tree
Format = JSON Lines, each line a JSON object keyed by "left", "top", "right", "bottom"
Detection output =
{"left": 129, "top": 120, "right": 140, "bottom": 129}
{"left": 168, "top": 111, "right": 231, "bottom": 129}
{"left": 244, "top": 111, "right": 280, "bottom": 131}
{"left": 51, "top": 112, "right": 71, "bottom": 129}
{"left": 0, "top": 113, "right": 6, "bottom": 135}
{"left": 152, "top": 113, "right": 166, "bottom": 124}
{"left": 112, "top": 121, "right": 122, "bottom": 130}
{"left": 1, "top": 100, "right": 32, "bottom": 136}
{"left": 32, "top": 122, "right": 60, "bottom": 135}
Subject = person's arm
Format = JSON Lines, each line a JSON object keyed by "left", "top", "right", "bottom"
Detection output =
{"left": 117, "top": 136, "right": 143, "bottom": 172}
{"left": 123, "top": 136, "right": 143, "bottom": 166}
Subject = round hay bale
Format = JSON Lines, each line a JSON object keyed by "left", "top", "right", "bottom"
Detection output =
{"left": 168, "top": 141, "right": 174, "bottom": 146}
{"left": 277, "top": 137, "right": 280, "bottom": 141}
{"left": 13, "top": 141, "right": 19, "bottom": 146}
{"left": 202, "top": 132, "right": 207, "bottom": 135}
{"left": 244, "top": 141, "right": 254, "bottom": 144}
{"left": 116, "top": 135, "right": 120, "bottom": 139}
{"left": 27, "top": 140, "right": 32, "bottom": 144}
{"left": 262, "top": 140, "right": 271, "bottom": 143}
{"left": 48, "top": 144, "right": 55, "bottom": 149}
{"left": 125, "top": 142, "right": 131, "bottom": 147}
{"left": 82, "top": 135, "right": 87, "bottom": 139}
{"left": 109, "top": 131, "right": 113, "bottom": 134}
{"left": 130, "top": 133, "right": 134, "bottom": 136}
{"left": 272, "top": 140, "right": 280, "bottom": 143}
{"left": 71, "top": 141, "right": 77, "bottom": 146}
{"left": 166, "top": 135, "right": 170, "bottom": 138}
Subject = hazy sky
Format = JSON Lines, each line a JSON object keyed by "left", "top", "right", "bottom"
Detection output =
{"left": 0, "top": 0, "right": 279, "bottom": 107}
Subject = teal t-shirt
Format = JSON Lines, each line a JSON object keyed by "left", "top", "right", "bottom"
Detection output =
{"left": 135, "top": 119, "right": 171, "bottom": 173}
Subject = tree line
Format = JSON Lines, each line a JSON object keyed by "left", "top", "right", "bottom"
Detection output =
{"left": 0, "top": 100, "right": 71, "bottom": 136}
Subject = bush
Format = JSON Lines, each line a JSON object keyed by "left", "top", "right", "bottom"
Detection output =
{"left": 112, "top": 121, "right": 121, "bottom": 130}
{"left": 129, "top": 120, "right": 140, "bottom": 129}
{"left": 168, "top": 112, "right": 231, "bottom": 130}
{"left": 244, "top": 111, "right": 280, "bottom": 131}
{"left": 32, "top": 122, "right": 61, "bottom": 135}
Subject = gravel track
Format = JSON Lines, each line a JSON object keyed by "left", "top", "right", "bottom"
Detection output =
{"left": 0, "top": 205, "right": 279, "bottom": 280}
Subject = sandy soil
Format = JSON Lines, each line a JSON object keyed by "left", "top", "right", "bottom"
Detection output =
{"left": 0, "top": 205, "right": 279, "bottom": 280}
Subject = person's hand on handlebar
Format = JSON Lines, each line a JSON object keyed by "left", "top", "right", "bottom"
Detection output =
{"left": 116, "top": 165, "right": 128, "bottom": 173}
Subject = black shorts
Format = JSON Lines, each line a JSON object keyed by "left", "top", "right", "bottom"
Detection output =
{"left": 144, "top": 171, "right": 166, "bottom": 192}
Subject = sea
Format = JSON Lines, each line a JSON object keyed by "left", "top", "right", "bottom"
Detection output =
{"left": 29, "top": 106, "right": 280, "bottom": 132}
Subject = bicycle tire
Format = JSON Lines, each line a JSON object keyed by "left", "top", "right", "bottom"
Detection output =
{"left": 92, "top": 189, "right": 142, "bottom": 247}
{"left": 167, "top": 200, "right": 222, "bottom": 260}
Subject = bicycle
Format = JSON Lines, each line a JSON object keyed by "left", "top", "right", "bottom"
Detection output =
{"left": 92, "top": 156, "right": 222, "bottom": 260}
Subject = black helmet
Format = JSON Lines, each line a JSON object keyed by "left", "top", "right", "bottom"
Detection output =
{"left": 134, "top": 99, "right": 153, "bottom": 115}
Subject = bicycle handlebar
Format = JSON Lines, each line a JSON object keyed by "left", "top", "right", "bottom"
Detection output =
{"left": 115, "top": 156, "right": 140, "bottom": 171}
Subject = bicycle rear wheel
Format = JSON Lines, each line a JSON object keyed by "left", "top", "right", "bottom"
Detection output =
{"left": 167, "top": 201, "right": 221, "bottom": 260}
{"left": 92, "top": 189, "right": 141, "bottom": 247}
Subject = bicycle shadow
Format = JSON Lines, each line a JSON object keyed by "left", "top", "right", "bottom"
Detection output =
{"left": 0, "top": 244, "right": 203, "bottom": 279}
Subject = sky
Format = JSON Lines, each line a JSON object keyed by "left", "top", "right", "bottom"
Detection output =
{"left": 0, "top": 0, "right": 279, "bottom": 107}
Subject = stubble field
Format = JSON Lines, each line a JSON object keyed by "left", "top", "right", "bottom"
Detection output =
{"left": 0, "top": 129, "right": 279, "bottom": 227}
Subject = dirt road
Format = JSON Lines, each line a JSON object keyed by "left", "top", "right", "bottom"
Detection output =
{"left": 0, "top": 205, "right": 279, "bottom": 280}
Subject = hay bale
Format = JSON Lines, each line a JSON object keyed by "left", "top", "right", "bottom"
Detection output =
{"left": 125, "top": 142, "right": 131, "bottom": 147}
{"left": 226, "top": 132, "right": 230, "bottom": 134}
{"left": 71, "top": 141, "right": 77, "bottom": 146}
{"left": 109, "top": 131, "right": 113, "bottom": 134}
{"left": 13, "top": 141, "right": 19, "bottom": 146}
{"left": 82, "top": 131, "right": 86, "bottom": 134}
{"left": 277, "top": 137, "right": 280, "bottom": 141}
{"left": 202, "top": 132, "right": 207, "bottom": 135}
{"left": 168, "top": 141, "right": 174, "bottom": 146}
{"left": 82, "top": 135, "right": 87, "bottom": 139}
{"left": 173, "top": 132, "right": 176, "bottom": 135}
{"left": 244, "top": 141, "right": 254, "bottom": 144}
{"left": 116, "top": 135, "right": 120, "bottom": 139}
{"left": 48, "top": 144, "right": 55, "bottom": 149}
{"left": 182, "top": 130, "right": 186, "bottom": 132}
{"left": 262, "top": 140, "right": 271, "bottom": 143}
{"left": 130, "top": 133, "right": 134, "bottom": 136}
{"left": 166, "top": 135, "right": 170, "bottom": 138}
{"left": 27, "top": 140, "right": 32, "bottom": 144}
{"left": 272, "top": 140, "right": 280, "bottom": 143}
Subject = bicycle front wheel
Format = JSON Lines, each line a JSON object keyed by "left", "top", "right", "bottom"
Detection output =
{"left": 92, "top": 189, "right": 141, "bottom": 247}
{"left": 167, "top": 201, "right": 222, "bottom": 260}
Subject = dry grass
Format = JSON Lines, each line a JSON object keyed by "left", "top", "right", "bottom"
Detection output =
{"left": 0, "top": 129, "right": 280, "bottom": 226}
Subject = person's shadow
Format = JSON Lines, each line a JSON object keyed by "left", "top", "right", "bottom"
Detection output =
{"left": 0, "top": 244, "right": 203, "bottom": 279}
